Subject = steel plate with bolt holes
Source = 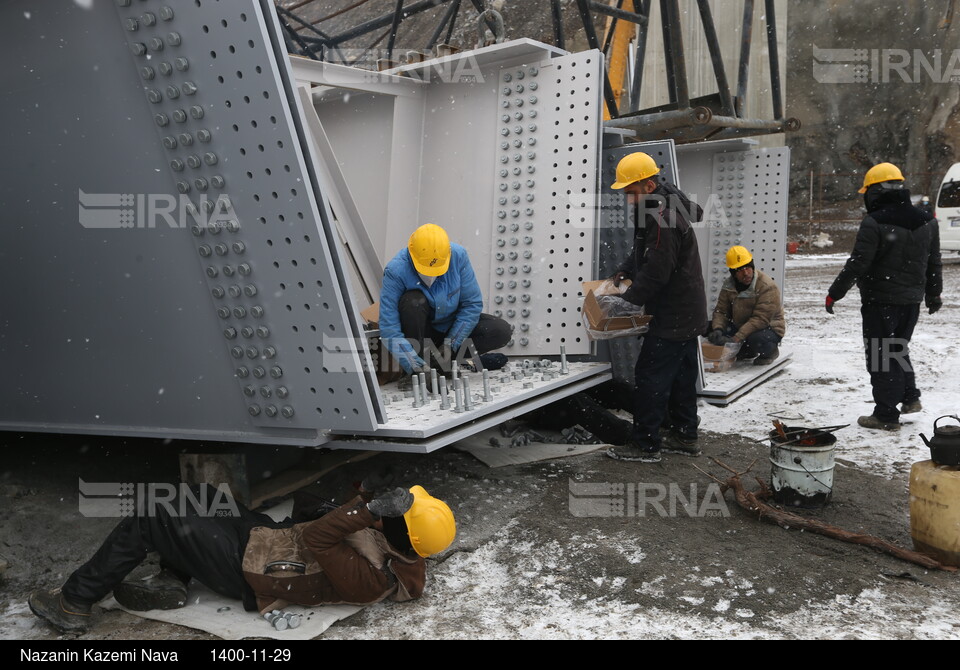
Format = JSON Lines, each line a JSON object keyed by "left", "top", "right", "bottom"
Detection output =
{"left": 676, "top": 141, "right": 790, "bottom": 303}
{"left": 487, "top": 50, "right": 604, "bottom": 356}
{"left": 597, "top": 141, "right": 679, "bottom": 384}
{"left": 0, "top": 0, "right": 378, "bottom": 444}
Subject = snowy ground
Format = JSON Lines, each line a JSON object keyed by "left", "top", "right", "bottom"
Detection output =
{"left": 315, "top": 254, "right": 960, "bottom": 641}
{"left": 701, "top": 253, "right": 960, "bottom": 479}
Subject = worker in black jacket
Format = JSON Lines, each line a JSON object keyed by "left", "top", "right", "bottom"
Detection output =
{"left": 827, "top": 162, "right": 942, "bottom": 430}
{"left": 605, "top": 152, "right": 707, "bottom": 463}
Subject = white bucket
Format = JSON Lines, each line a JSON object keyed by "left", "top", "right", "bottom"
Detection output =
{"left": 769, "top": 427, "right": 837, "bottom": 508}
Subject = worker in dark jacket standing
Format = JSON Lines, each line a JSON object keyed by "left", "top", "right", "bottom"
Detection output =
{"left": 827, "top": 162, "right": 942, "bottom": 431}
{"left": 605, "top": 152, "right": 707, "bottom": 463}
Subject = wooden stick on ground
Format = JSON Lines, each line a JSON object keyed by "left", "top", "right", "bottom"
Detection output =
{"left": 694, "top": 458, "right": 957, "bottom": 573}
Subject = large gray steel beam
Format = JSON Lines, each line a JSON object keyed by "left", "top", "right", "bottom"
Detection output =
{"left": 0, "top": 0, "right": 383, "bottom": 445}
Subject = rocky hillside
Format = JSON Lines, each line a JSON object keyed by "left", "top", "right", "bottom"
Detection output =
{"left": 786, "top": 1, "right": 960, "bottom": 200}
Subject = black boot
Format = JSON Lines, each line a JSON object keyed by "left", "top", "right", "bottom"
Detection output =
{"left": 113, "top": 568, "right": 189, "bottom": 611}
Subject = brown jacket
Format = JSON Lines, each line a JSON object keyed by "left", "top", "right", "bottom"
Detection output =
{"left": 242, "top": 497, "right": 425, "bottom": 613}
{"left": 710, "top": 270, "right": 786, "bottom": 340}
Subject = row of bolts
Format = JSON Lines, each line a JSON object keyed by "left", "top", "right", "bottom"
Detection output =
{"left": 264, "top": 609, "right": 301, "bottom": 631}
{"left": 407, "top": 346, "right": 568, "bottom": 411}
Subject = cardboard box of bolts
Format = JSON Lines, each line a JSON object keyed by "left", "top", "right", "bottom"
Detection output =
{"left": 700, "top": 340, "right": 742, "bottom": 373}
{"left": 581, "top": 280, "right": 651, "bottom": 339}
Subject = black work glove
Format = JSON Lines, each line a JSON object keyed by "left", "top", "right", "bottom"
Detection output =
{"left": 707, "top": 329, "right": 726, "bottom": 346}
{"left": 825, "top": 295, "right": 836, "bottom": 314}
{"left": 367, "top": 487, "right": 414, "bottom": 519}
{"left": 610, "top": 272, "right": 629, "bottom": 287}
{"left": 360, "top": 468, "right": 396, "bottom": 495}
{"left": 926, "top": 295, "right": 942, "bottom": 315}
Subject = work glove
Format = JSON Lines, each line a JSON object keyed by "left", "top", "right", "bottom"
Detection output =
{"left": 707, "top": 329, "right": 727, "bottom": 346}
{"left": 401, "top": 357, "right": 427, "bottom": 377}
{"left": 367, "top": 487, "right": 414, "bottom": 519}
{"left": 360, "top": 468, "right": 396, "bottom": 495}
{"left": 825, "top": 296, "right": 836, "bottom": 314}
{"left": 926, "top": 295, "right": 942, "bottom": 315}
{"left": 610, "top": 271, "right": 629, "bottom": 287}
{"left": 596, "top": 294, "right": 638, "bottom": 317}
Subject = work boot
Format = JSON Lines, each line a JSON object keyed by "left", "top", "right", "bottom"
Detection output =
{"left": 660, "top": 431, "right": 702, "bottom": 457}
{"left": 754, "top": 346, "right": 780, "bottom": 366}
{"left": 28, "top": 588, "right": 92, "bottom": 633}
{"left": 605, "top": 442, "right": 661, "bottom": 463}
{"left": 901, "top": 400, "right": 923, "bottom": 414}
{"left": 857, "top": 415, "right": 901, "bottom": 431}
{"left": 113, "top": 569, "right": 188, "bottom": 611}
{"left": 478, "top": 353, "right": 508, "bottom": 371}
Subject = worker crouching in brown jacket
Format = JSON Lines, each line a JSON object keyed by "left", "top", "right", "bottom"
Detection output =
{"left": 707, "top": 246, "right": 786, "bottom": 365}
{"left": 28, "top": 483, "right": 455, "bottom": 633}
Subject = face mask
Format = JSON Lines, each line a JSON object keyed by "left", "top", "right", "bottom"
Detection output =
{"left": 418, "top": 273, "right": 436, "bottom": 287}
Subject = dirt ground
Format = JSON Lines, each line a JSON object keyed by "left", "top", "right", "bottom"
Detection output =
{"left": 3, "top": 262, "right": 960, "bottom": 641}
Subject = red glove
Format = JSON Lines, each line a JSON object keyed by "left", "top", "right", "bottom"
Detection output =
{"left": 825, "top": 296, "right": 836, "bottom": 314}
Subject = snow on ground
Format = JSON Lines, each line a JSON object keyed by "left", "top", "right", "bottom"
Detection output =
{"left": 700, "top": 253, "right": 960, "bottom": 479}
{"left": 319, "top": 254, "right": 960, "bottom": 641}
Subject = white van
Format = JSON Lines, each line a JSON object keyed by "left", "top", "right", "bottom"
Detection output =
{"left": 935, "top": 163, "right": 960, "bottom": 252}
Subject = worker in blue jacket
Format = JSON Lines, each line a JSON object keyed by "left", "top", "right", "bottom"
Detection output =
{"left": 379, "top": 224, "right": 511, "bottom": 375}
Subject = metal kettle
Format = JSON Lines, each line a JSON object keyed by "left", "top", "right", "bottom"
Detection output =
{"left": 920, "top": 415, "right": 960, "bottom": 466}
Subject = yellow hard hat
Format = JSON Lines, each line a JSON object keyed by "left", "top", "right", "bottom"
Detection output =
{"left": 611, "top": 152, "right": 660, "bottom": 190}
{"left": 403, "top": 485, "right": 456, "bottom": 558}
{"left": 858, "top": 162, "right": 904, "bottom": 193}
{"left": 725, "top": 245, "right": 753, "bottom": 269}
{"left": 408, "top": 224, "right": 451, "bottom": 276}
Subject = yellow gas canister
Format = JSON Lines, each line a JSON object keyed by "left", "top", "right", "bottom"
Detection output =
{"left": 909, "top": 460, "right": 960, "bottom": 567}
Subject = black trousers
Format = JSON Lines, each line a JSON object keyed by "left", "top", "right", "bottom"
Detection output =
{"left": 861, "top": 303, "right": 920, "bottom": 422}
{"left": 721, "top": 325, "right": 782, "bottom": 359}
{"left": 632, "top": 335, "right": 700, "bottom": 450}
{"left": 63, "top": 485, "right": 284, "bottom": 611}
{"left": 399, "top": 290, "right": 512, "bottom": 367}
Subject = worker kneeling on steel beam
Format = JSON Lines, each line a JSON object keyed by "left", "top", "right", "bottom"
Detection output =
{"left": 707, "top": 245, "right": 786, "bottom": 365}
{"left": 604, "top": 152, "right": 707, "bottom": 464}
{"left": 380, "top": 223, "right": 511, "bottom": 377}
{"left": 28, "top": 482, "right": 455, "bottom": 633}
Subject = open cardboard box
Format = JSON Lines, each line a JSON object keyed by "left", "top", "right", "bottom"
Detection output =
{"left": 581, "top": 280, "right": 652, "bottom": 339}
{"left": 700, "top": 339, "right": 742, "bottom": 373}
{"left": 360, "top": 301, "right": 380, "bottom": 326}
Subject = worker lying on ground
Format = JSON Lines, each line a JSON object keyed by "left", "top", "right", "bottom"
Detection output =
{"left": 29, "top": 481, "right": 455, "bottom": 633}
{"left": 707, "top": 245, "right": 786, "bottom": 365}
{"left": 380, "top": 223, "right": 511, "bottom": 378}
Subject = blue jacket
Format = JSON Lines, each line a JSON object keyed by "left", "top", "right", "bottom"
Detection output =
{"left": 380, "top": 243, "right": 483, "bottom": 373}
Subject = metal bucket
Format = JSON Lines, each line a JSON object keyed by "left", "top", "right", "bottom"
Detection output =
{"left": 769, "top": 427, "right": 837, "bottom": 508}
